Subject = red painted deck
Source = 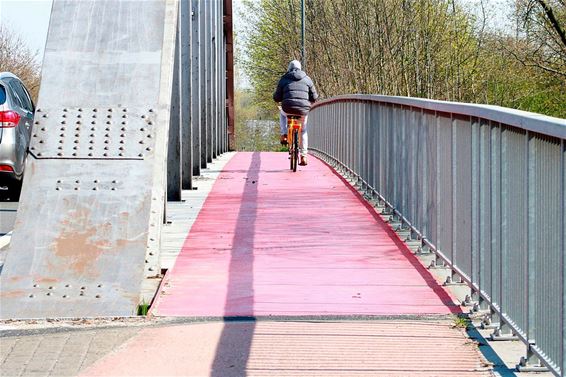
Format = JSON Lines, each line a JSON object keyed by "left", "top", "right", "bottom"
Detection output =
{"left": 151, "top": 152, "right": 459, "bottom": 317}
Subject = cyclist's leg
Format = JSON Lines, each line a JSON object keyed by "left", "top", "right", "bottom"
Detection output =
{"left": 279, "top": 110, "right": 287, "bottom": 135}
{"left": 279, "top": 110, "right": 288, "bottom": 144}
{"left": 300, "top": 115, "right": 308, "bottom": 156}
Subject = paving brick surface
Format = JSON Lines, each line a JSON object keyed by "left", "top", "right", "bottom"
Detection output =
{"left": 0, "top": 328, "right": 138, "bottom": 377}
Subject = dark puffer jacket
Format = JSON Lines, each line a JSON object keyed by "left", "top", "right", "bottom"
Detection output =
{"left": 273, "top": 69, "right": 318, "bottom": 116}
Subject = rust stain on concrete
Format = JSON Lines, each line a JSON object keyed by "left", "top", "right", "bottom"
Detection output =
{"left": 0, "top": 290, "right": 25, "bottom": 298}
{"left": 51, "top": 207, "right": 115, "bottom": 278}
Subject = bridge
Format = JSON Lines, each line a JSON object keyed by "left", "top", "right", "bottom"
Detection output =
{"left": 0, "top": 1, "right": 565, "bottom": 376}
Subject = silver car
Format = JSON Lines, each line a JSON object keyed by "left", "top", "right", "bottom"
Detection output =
{"left": 0, "top": 72, "right": 34, "bottom": 190}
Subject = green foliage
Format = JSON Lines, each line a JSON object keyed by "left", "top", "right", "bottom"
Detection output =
{"left": 235, "top": 89, "right": 281, "bottom": 151}
{"left": 240, "top": 0, "right": 565, "bottom": 118}
{"left": 137, "top": 299, "right": 150, "bottom": 316}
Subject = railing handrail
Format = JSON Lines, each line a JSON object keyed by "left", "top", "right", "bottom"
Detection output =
{"left": 312, "top": 94, "right": 566, "bottom": 139}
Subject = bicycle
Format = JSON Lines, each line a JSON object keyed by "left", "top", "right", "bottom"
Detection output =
{"left": 286, "top": 115, "right": 303, "bottom": 172}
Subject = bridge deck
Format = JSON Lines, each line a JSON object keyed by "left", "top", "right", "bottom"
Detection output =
{"left": 152, "top": 152, "right": 458, "bottom": 317}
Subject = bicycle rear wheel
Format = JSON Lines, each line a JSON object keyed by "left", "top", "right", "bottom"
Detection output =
{"left": 292, "top": 129, "right": 299, "bottom": 172}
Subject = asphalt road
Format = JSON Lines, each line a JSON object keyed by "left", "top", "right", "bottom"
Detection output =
{"left": 0, "top": 188, "right": 18, "bottom": 236}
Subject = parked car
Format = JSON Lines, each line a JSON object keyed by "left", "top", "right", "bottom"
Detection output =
{"left": 0, "top": 72, "right": 35, "bottom": 195}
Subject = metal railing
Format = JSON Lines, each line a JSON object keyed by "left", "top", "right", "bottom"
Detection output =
{"left": 309, "top": 94, "right": 566, "bottom": 376}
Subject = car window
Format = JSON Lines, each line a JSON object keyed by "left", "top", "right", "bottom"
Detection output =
{"left": 15, "top": 81, "right": 33, "bottom": 112}
{"left": 0, "top": 85, "right": 6, "bottom": 105}
{"left": 19, "top": 82, "right": 34, "bottom": 112}
{"left": 10, "top": 80, "right": 32, "bottom": 113}
{"left": 7, "top": 80, "right": 23, "bottom": 109}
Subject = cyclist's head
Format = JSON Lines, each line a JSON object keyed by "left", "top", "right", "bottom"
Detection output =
{"left": 287, "top": 60, "right": 302, "bottom": 72}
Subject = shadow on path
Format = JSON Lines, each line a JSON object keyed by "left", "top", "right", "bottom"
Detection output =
{"left": 211, "top": 152, "right": 260, "bottom": 376}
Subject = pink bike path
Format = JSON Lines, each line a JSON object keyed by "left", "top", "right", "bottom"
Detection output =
{"left": 151, "top": 152, "right": 459, "bottom": 317}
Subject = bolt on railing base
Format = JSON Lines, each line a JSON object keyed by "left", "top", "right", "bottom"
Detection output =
{"left": 490, "top": 324, "right": 519, "bottom": 341}
{"left": 516, "top": 347, "right": 549, "bottom": 373}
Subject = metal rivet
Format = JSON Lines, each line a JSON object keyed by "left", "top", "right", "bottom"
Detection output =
{"left": 65, "top": 284, "right": 71, "bottom": 288}
{"left": 141, "top": 115, "right": 146, "bottom": 119}
{"left": 29, "top": 294, "right": 34, "bottom": 298}
{"left": 121, "top": 121, "right": 127, "bottom": 125}
{"left": 93, "top": 180, "right": 98, "bottom": 183}
{"left": 147, "top": 134, "right": 152, "bottom": 138}
{"left": 58, "top": 146, "right": 63, "bottom": 150}
{"left": 104, "top": 140, "right": 110, "bottom": 144}
{"left": 139, "top": 140, "right": 144, "bottom": 144}
{"left": 74, "top": 186, "right": 79, "bottom": 190}
{"left": 72, "top": 153, "right": 78, "bottom": 157}
{"left": 89, "top": 146, "right": 94, "bottom": 150}
{"left": 119, "top": 147, "right": 125, "bottom": 151}
{"left": 62, "top": 295, "right": 68, "bottom": 298}
{"left": 111, "top": 187, "right": 116, "bottom": 190}
{"left": 146, "top": 147, "right": 152, "bottom": 151}
{"left": 49, "top": 286, "right": 54, "bottom": 290}
{"left": 106, "top": 121, "right": 111, "bottom": 125}
{"left": 108, "top": 108, "right": 112, "bottom": 112}
{"left": 33, "top": 134, "right": 38, "bottom": 137}
{"left": 30, "top": 147, "right": 35, "bottom": 150}
{"left": 77, "top": 114, "right": 82, "bottom": 118}
{"left": 119, "top": 153, "right": 124, "bottom": 156}
{"left": 149, "top": 109, "right": 154, "bottom": 113}
{"left": 76, "top": 180, "right": 80, "bottom": 184}
{"left": 33, "top": 284, "right": 39, "bottom": 288}
{"left": 140, "top": 127, "right": 145, "bottom": 132}
{"left": 120, "top": 127, "right": 126, "bottom": 132}
{"left": 37, "top": 152, "right": 43, "bottom": 156}
{"left": 91, "top": 121, "right": 96, "bottom": 124}
{"left": 80, "top": 292, "right": 85, "bottom": 296}
{"left": 74, "top": 140, "right": 79, "bottom": 144}
{"left": 61, "top": 120, "right": 66, "bottom": 124}
{"left": 81, "top": 286, "right": 86, "bottom": 290}
{"left": 123, "top": 108, "right": 127, "bottom": 112}
{"left": 148, "top": 121, "right": 153, "bottom": 125}
{"left": 92, "top": 115, "right": 97, "bottom": 119}
{"left": 78, "top": 108, "right": 83, "bottom": 112}
{"left": 88, "top": 153, "right": 93, "bottom": 157}
{"left": 56, "top": 187, "right": 61, "bottom": 190}
{"left": 95, "top": 294, "right": 101, "bottom": 298}
{"left": 103, "top": 153, "right": 108, "bottom": 157}
{"left": 62, "top": 114, "right": 67, "bottom": 118}
{"left": 119, "top": 140, "right": 124, "bottom": 144}
{"left": 90, "top": 134, "right": 95, "bottom": 137}
{"left": 89, "top": 140, "right": 94, "bottom": 144}
{"left": 120, "top": 133, "right": 125, "bottom": 137}
{"left": 57, "top": 153, "right": 63, "bottom": 156}
{"left": 112, "top": 180, "right": 117, "bottom": 183}
{"left": 105, "top": 134, "right": 110, "bottom": 138}
{"left": 93, "top": 108, "right": 98, "bottom": 112}
{"left": 61, "top": 127, "right": 66, "bottom": 131}
{"left": 41, "top": 127, "right": 46, "bottom": 131}
{"left": 46, "top": 292, "right": 52, "bottom": 296}
{"left": 123, "top": 114, "right": 128, "bottom": 119}
{"left": 92, "top": 187, "right": 97, "bottom": 190}
{"left": 76, "top": 121, "right": 81, "bottom": 125}
{"left": 107, "top": 115, "right": 112, "bottom": 119}
{"left": 42, "top": 114, "right": 48, "bottom": 118}
{"left": 39, "top": 140, "right": 44, "bottom": 144}
{"left": 138, "top": 153, "right": 143, "bottom": 157}
{"left": 35, "top": 121, "right": 40, "bottom": 125}
{"left": 73, "top": 146, "right": 78, "bottom": 150}
{"left": 91, "top": 127, "right": 96, "bottom": 131}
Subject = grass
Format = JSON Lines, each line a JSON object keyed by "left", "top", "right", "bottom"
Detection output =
{"left": 453, "top": 314, "right": 471, "bottom": 329}
{"left": 137, "top": 299, "right": 150, "bottom": 316}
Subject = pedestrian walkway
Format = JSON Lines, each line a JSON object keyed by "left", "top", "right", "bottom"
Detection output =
{"left": 152, "top": 152, "right": 459, "bottom": 317}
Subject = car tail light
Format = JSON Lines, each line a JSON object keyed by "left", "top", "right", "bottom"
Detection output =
{"left": 0, "top": 111, "right": 21, "bottom": 128}
{"left": 0, "top": 165, "right": 14, "bottom": 172}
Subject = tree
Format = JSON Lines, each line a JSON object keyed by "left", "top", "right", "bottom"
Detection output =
{"left": 0, "top": 25, "right": 41, "bottom": 102}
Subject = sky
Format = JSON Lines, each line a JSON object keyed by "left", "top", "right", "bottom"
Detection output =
{"left": 0, "top": 0, "right": 511, "bottom": 79}
{"left": 0, "top": 0, "right": 53, "bottom": 63}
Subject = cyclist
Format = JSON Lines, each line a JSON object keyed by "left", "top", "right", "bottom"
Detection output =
{"left": 273, "top": 60, "right": 318, "bottom": 166}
